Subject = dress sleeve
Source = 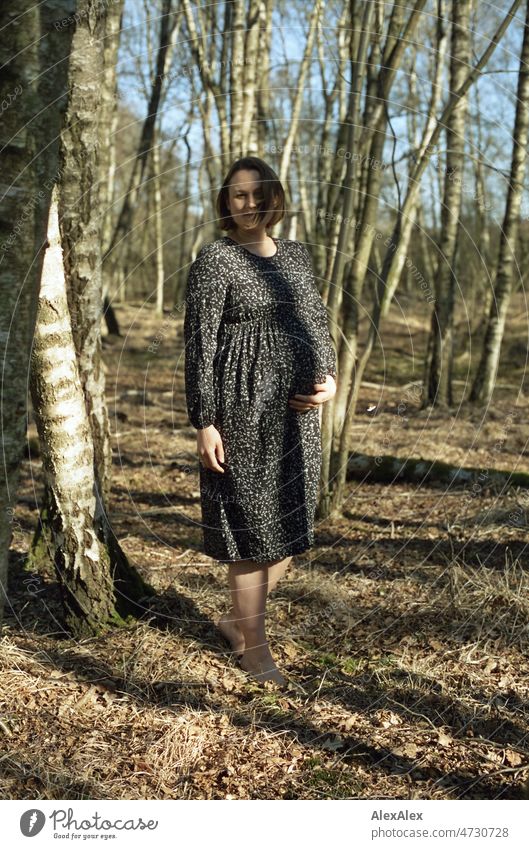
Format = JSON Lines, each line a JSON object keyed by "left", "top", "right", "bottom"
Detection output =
{"left": 296, "top": 242, "right": 337, "bottom": 382}
{"left": 183, "top": 245, "right": 228, "bottom": 429}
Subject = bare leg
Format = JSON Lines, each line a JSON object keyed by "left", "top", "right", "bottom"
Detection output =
{"left": 267, "top": 556, "right": 292, "bottom": 594}
{"left": 232, "top": 561, "right": 285, "bottom": 684}
{"left": 219, "top": 557, "right": 291, "bottom": 684}
{"left": 217, "top": 556, "right": 292, "bottom": 660}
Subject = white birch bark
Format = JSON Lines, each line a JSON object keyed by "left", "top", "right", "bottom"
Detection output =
{"left": 0, "top": 0, "right": 76, "bottom": 629}
{"left": 30, "top": 189, "right": 119, "bottom": 635}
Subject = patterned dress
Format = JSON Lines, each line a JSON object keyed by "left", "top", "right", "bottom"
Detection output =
{"left": 183, "top": 235, "right": 337, "bottom": 563}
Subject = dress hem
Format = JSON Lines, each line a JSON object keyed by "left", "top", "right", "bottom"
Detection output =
{"left": 207, "top": 540, "right": 315, "bottom": 564}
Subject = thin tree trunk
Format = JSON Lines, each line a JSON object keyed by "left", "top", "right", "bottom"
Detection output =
{"left": 103, "top": 0, "right": 177, "bottom": 270}
{"left": 278, "top": 0, "right": 322, "bottom": 185}
{"left": 472, "top": 82, "right": 494, "bottom": 330}
{"left": 153, "top": 129, "right": 165, "bottom": 315}
{"left": 240, "top": 0, "right": 261, "bottom": 155}
{"left": 99, "top": 0, "right": 124, "bottom": 300}
{"left": 173, "top": 125, "right": 193, "bottom": 308}
{"left": 426, "top": 0, "right": 473, "bottom": 408}
{"left": 256, "top": 0, "right": 273, "bottom": 154}
{"left": 313, "top": 2, "right": 349, "bottom": 282}
{"left": 469, "top": 0, "right": 529, "bottom": 404}
{"left": 380, "top": 3, "right": 448, "bottom": 317}
{"left": 229, "top": 0, "right": 245, "bottom": 158}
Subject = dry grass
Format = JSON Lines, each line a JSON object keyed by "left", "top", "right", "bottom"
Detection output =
{"left": 2, "top": 297, "right": 529, "bottom": 800}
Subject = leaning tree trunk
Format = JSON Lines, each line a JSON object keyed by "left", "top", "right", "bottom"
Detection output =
{"left": 325, "top": 0, "right": 423, "bottom": 451}
{"left": 336, "top": 0, "right": 449, "bottom": 431}
{"left": 472, "top": 81, "right": 494, "bottom": 330}
{"left": 379, "top": 0, "right": 449, "bottom": 318}
{"left": 346, "top": 1, "right": 448, "bottom": 407}
{"left": 30, "top": 190, "right": 153, "bottom": 638}
{"left": 320, "top": 0, "right": 521, "bottom": 517}
{"left": 425, "top": 0, "right": 472, "bottom": 408}
{"left": 0, "top": 0, "right": 76, "bottom": 630}
{"left": 469, "top": 0, "right": 529, "bottom": 405}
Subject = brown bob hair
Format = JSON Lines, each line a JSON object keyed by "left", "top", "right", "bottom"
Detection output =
{"left": 216, "top": 156, "right": 286, "bottom": 232}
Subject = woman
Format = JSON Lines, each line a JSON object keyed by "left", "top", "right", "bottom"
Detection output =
{"left": 183, "top": 156, "right": 337, "bottom": 685}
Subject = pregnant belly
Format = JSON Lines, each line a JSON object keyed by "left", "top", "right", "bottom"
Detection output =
{"left": 214, "top": 318, "right": 307, "bottom": 416}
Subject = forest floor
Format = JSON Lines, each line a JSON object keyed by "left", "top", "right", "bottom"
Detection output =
{"left": 2, "top": 292, "right": 529, "bottom": 800}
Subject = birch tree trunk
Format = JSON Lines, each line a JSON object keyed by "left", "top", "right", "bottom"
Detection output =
{"left": 29, "top": 0, "right": 154, "bottom": 636}
{"left": 425, "top": 0, "right": 472, "bottom": 407}
{"left": 59, "top": 0, "right": 113, "bottom": 504}
{"left": 240, "top": 0, "right": 262, "bottom": 155}
{"left": 379, "top": 0, "right": 448, "bottom": 317}
{"left": 469, "top": 0, "right": 529, "bottom": 405}
{"left": 30, "top": 190, "right": 149, "bottom": 637}
{"left": 0, "top": 0, "right": 76, "bottom": 630}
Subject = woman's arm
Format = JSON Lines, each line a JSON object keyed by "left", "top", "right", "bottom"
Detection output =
{"left": 183, "top": 245, "right": 228, "bottom": 430}
{"left": 287, "top": 242, "right": 337, "bottom": 413}
{"left": 296, "top": 242, "right": 337, "bottom": 382}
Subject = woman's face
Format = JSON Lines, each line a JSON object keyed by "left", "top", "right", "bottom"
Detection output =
{"left": 226, "top": 168, "right": 276, "bottom": 232}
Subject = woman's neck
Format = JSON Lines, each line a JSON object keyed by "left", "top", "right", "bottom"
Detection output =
{"left": 229, "top": 227, "right": 272, "bottom": 248}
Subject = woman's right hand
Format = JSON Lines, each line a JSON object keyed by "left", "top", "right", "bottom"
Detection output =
{"left": 197, "top": 425, "right": 225, "bottom": 473}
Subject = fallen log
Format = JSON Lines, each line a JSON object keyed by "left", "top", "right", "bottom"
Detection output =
{"left": 345, "top": 451, "right": 529, "bottom": 490}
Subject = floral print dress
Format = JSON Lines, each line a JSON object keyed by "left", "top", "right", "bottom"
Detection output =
{"left": 183, "top": 235, "right": 337, "bottom": 563}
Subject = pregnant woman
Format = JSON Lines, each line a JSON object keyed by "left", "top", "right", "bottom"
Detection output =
{"left": 183, "top": 156, "right": 337, "bottom": 685}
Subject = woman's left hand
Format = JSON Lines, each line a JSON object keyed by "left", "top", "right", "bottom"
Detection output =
{"left": 288, "top": 374, "right": 337, "bottom": 412}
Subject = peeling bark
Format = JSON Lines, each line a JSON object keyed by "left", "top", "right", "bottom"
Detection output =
{"left": 30, "top": 190, "right": 153, "bottom": 637}
{"left": 0, "top": 0, "right": 76, "bottom": 629}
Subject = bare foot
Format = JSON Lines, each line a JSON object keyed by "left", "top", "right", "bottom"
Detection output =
{"left": 239, "top": 643, "right": 286, "bottom": 685}
{"left": 217, "top": 609, "right": 245, "bottom": 657}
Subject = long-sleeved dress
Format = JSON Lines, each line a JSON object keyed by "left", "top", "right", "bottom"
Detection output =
{"left": 183, "top": 235, "right": 337, "bottom": 563}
